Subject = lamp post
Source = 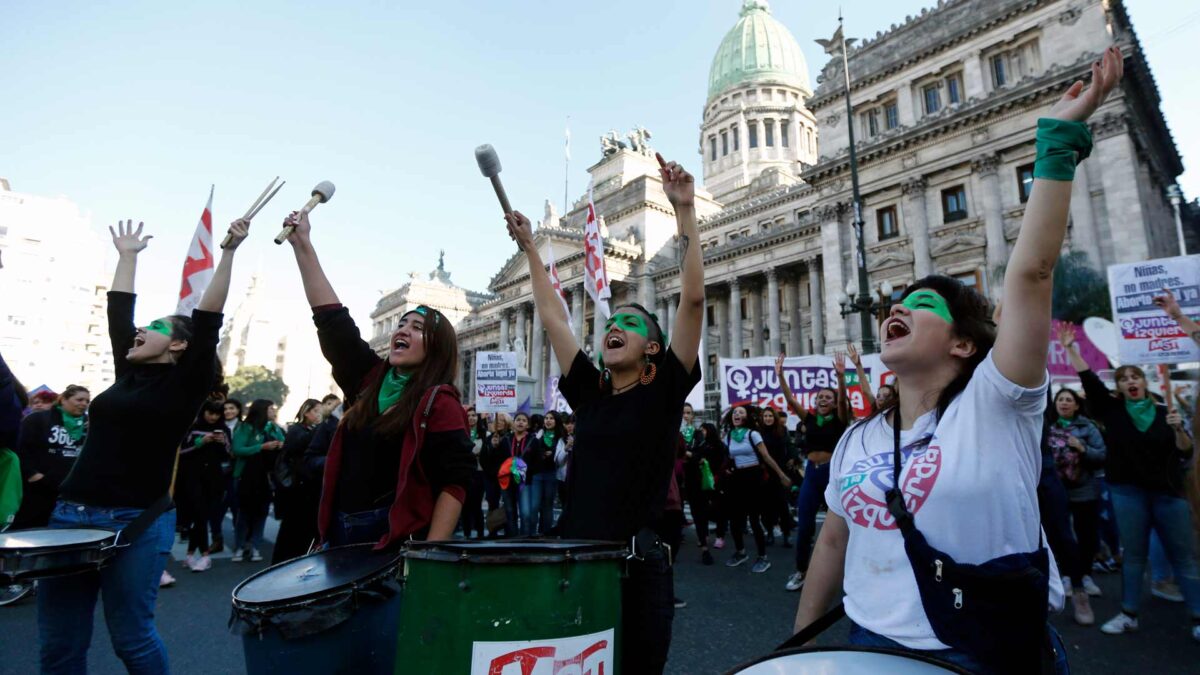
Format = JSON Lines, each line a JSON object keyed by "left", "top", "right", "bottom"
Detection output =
{"left": 1167, "top": 184, "right": 1186, "bottom": 255}
{"left": 839, "top": 280, "right": 894, "bottom": 334}
{"left": 818, "top": 14, "right": 875, "bottom": 352}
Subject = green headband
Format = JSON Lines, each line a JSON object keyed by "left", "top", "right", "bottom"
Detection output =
{"left": 902, "top": 290, "right": 953, "bottom": 324}
{"left": 605, "top": 312, "right": 651, "bottom": 339}
{"left": 143, "top": 318, "right": 174, "bottom": 338}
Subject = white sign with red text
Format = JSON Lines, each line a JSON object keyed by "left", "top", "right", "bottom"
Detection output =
{"left": 471, "top": 628, "right": 614, "bottom": 675}
{"left": 1107, "top": 255, "right": 1200, "bottom": 365}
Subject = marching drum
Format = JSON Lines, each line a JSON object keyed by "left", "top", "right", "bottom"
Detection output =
{"left": 396, "top": 540, "right": 627, "bottom": 674}
{"left": 0, "top": 527, "right": 119, "bottom": 581}
{"left": 726, "top": 647, "right": 972, "bottom": 674}
{"left": 230, "top": 543, "right": 403, "bottom": 675}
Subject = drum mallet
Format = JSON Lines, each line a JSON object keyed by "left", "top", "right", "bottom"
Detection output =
{"left": 474, "top": 145, "right": 512, "bottom": 215}
{"left": 276, "top": 180, "right": 336, "bottom": 245}
{"left": 221, "top": 176, "right": 286, "bottom": 249}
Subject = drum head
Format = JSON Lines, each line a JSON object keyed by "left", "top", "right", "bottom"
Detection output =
{"left": 0, "top": 528, "right": 115, "bottom": 550}
{"left": 403, "top": 539, "right": 628, "bottom": 563}
{"left": 727, "top": 647, "right": 971, "bottom": 674}
{"left": 233, "top": 544, "right": 400, "bottom": 607}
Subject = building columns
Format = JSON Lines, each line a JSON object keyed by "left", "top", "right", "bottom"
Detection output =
{"left": 808, "top": 260, "right": 826, "bottom": 354}
{"left": 901, "top": 177, "right": 934, "bottom": 278}
{"left": 515, "top": 304, "right": 528, "bottom": 371}
{"left": 571, "top": 286, "right": 584, "bottom": 340}
{"left": 1070, "top": 159, "right": 1105, "bottom": 269}
{"left": 748, "top": 281, "right": 763, "bottom": 357}
{"left": 715, "top": 293, "right": 730, "bottom": 357}
{"left": 783, "top": 272, "right": 803, "bottom": 355}
{"left": 729, "top": 278, "right": 743, "bottom": 357}
{"left": 499, "top": 309, "right": 511, "bottom": 352}
{"left": 971, "top": 154, "right": 1006, "bottom": 295}
{"left": 766, "top": 268, "right": 781, "bottom": 356}
{"left": 531, "top": 304, "right": 544, "bottom": 403}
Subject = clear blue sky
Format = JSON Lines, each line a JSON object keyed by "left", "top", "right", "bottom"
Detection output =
{"left": 3, "top": 0, "right": 1196, "bottom": 328}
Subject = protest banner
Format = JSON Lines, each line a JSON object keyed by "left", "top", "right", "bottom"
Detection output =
{"left": 1107, "top": 255, "right": 1200, "bottom": 365}
{"left": 475, "top": 351, "right": 518, "bottom": 413}
{"left": 718, "top": 354, "right": 891, "bottom": 425}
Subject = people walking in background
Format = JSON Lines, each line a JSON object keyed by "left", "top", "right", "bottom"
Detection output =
{"left": 500, "top": 412, "right": 532, "bottom": 537}
{"left": 214, "top": 398, "right": 244, "bottom": 552}
{"left": 482, "top": 413, "right": 512, "bottom": 537}
{"left": 522, "top": 410, "right": 562, "bottom": 536}
{"left": 271, "top": 398, "right": 323, "bottom": 563}
{"left": 231, "top": 399, "right": 284, "bottom": 562}
{"left": 721, "top": 405, "right": 792, "bottom": 573}
{"left": 554, "top": 414, "right": 575, "bottom": 522}
{"left": 460, "top": 406, "right": 488, "bottom": 539}
{"left": 758, "top": 405, "right": 796, "bottom": 548}
{"left": 179, "top": 401, "right": 229, "bottom": 572}
{"left": 13, "top": 385, "right": 90, "bottom": 530}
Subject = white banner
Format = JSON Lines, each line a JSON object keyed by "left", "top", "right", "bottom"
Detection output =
{"left": 475, "top": 351, "right": 519, "bottom": 414}
{"left": 718, "top": 354, "right": 892, "bottom": 426}
{"left": 1107, "top": 255, "right": 1200, "bottom": 365}
{"left": 471, "top": 628, "right": 614, "bottom": 675}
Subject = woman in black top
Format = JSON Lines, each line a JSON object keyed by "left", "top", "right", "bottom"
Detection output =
{"left": 759, "top": 406, "right": 796, "bottom": 548}
{"left": 504, "top": 152, "right": 703, "bottom": 674}
{"left": 178, "top": 400, "right": 229, "bottom": 572}
{"left": 522, "top": 410, "right": 563, "bottom": 536}
{"left": 686, "top": 422, "right": 728, "bottom": 565}
{"left": 13, "top": 384, "right": 90, "bottom": 529}
{"left": 1062, "top": 326, "right": 1200, "bottom": 639}
{"left": 272, "top": 398, "right": 323, "bottom": 563}
{"left": 481, "top": 414, "right": 511, "bottom": 537}
{"left": 776, "top": 351, "right": 850, "bottom": 592}
{"left": 459, "top": 407, "right": 489, "bottom": 539}
{"left": 39, "top": 218, "right": 245, "bottom": 673}
{"left": 500, "top": 412, "right": 532, "bottom": 537}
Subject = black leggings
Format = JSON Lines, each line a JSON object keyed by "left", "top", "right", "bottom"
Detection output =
{"left": 685, "top": 487, "right": 714, "bottom": 548}
{"left": 725, "top": 468, "right": 767, "bottom": 557}
{"left": 177, "top": 461, "right": 224, "bottom": 553}
{"left": 1069, "top": 499, "right": 1101, "bottom": 580}
{"left": 760, "top": 477, "right": 793, "bottom": 538}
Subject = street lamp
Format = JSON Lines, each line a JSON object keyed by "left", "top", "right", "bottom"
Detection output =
{"left": 1167, "top": 184, "right": 1186, "bottom": 255}
{"left": 839, "top": 280, "right": 895, "bottom": 345}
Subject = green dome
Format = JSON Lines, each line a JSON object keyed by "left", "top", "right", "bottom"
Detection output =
{"left": 708, "top": 0, "right": 811, "bottom": 103}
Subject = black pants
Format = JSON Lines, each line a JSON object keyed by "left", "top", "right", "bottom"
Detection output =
{"left": 177, "top": 460, "right": 224, "bottom": 553}
{"left": 273, "top": 484, "right": 320, "bottom": 564}
{"left": 1038, "top": 474, "right": 1086, "bottom": 582}
{"left": 726, "top": 468, "right": 767, "bottom": 557}
{"left": 622, "top": 554, "right": 674, "bottom": 675}
{"left": 460, "top": 470, "right": 486, "bottom": 538}
{"left": 12, "top": 478, "right": 58, "bottom": 530}
{"left": 684, "top": 486, "right": 712, "bottom": 548}
{"left": 1069, "top": 499, "right": 1101, "bottom": 580}
{"left": 761, "top": 478, "right": 793, "bottom": 539}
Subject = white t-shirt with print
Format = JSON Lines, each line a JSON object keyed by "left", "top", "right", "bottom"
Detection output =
{"left": 727, "top": 429, "right": 764, "bottom": 469}
{"left": 825, "top": 351, "right": 1063, "bottom": 650}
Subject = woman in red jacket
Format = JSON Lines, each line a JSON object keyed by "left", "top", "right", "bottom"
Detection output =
{"left": 280, "top": 210, "right": 475, "bottom": 549}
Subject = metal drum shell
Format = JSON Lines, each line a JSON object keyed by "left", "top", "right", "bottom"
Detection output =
{"left": 725, "top": 646, "right": 973, "bottom": 674}
{"left": 0, "top": 527, "right": 118, "bottom": 581}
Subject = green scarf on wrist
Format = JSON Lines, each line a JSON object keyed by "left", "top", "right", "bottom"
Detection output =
{"left": 56, "top": 405, "right": 85, "bottom": 443}
{"left": 378, "top": 369, "right": 412, "bottom": 413}
{"left": 815, "top": 414, "right": 834, "bottom": 428}
{"left": 1125, "top": 398, "right": 1157, "bottom": 433}
{"left": 1033, "top": 118, "right": 1093, "bottom": 181}
{"left": 730, "top": 427, "right": 749, "bottom": 443}
{"left": 681, "top": 426, "right": 695, "bottom": 444}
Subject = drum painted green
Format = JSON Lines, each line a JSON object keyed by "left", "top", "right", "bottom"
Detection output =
{"left": 395, "top": 541, "right": 625, "bottom": 674}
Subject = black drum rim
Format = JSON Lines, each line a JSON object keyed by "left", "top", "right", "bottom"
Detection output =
{"left": 231, "top": 543, "right": 402, "bottom": 613}
{"left": 722, "top": 645, "right": 975, "bottom": 675}
{"left": 402, "top": 538, "right": 629, "bottom": 564}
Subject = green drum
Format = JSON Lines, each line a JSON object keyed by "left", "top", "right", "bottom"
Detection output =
{"left": 396, "top": 540, "right": 627, "bottom": 674}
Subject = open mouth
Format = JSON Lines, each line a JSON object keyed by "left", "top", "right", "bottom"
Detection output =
{"left": 133, "top": 335, "right": 146, "bottom": 348}
{"left": 392, "top": 337, "right": 410, "bottom": 353}
{"left": 884, "top": 319, "right": 911, "bottom": 342}
{"left": 605, "top": 333, "right": 626, "bottom": 349}
{"left": 1127, "top": 386, "right": 1141, "bottom": 398}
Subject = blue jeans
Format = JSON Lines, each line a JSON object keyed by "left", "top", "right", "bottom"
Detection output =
{"left": 38, "top": 501, "right": 176, "bottom": 675}
{"left": 1150, "top": 530, "right": 1172, "bottom": 583}
{"left": 794, "top": 460, "right": 830, "bottom": 573}
{"left": 848, "top": 621, "right": 1070, "bottom": 674}
{"left": 328, "top": 506, "right": 390, "bottom": 547}
{"left": 1095, "top": 477, "right": 1121, "bottom": 558}
{"left": 233, "top": 500, "right": 268, "bottom": 553}
{"left": 519, "top": 473, "right": 557, "bottom": 536}
{"left": 1109, "top": 484, "right": 1200, "bottom": 617}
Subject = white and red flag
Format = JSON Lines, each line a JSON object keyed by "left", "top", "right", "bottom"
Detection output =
{"left": 582, "top": 182, "right": 611, "bottom": 317}
{"left": 176, "top": 186, "right": 215, "bottom": 316}
{"left": 546, "top": 242, "right": 572, "bottom": 321}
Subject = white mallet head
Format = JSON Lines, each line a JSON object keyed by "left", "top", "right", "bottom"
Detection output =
{"left": 475, "top": 145, "right": 501, "bottom": 178}
{"left": 312, "top": 180, "right": 336, "bottom": 203}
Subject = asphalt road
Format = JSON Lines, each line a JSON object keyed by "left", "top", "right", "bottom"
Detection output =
{"left": 1, "top": 517, "right": 1197, "bottom": 674}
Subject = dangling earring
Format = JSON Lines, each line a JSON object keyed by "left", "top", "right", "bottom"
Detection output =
{"left": 599, "top": 368, "right": 613, "bottom": 391}
{"left": 640, "top": 356, "right": 657, "bottom": 385}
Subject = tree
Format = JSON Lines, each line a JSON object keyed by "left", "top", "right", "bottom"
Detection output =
{"left": 226, "top": 365, "right": 289, "bottom": 405}
{"left": 1051, "top": 251, "right": 1112, "bottom": 323}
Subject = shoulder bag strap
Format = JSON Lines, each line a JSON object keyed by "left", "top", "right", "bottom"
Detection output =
{"left": 775, "top": 602, "right": 846, "bottom": 651}
{"left": 885, "top": 408, "right": 916, "bottom": 534}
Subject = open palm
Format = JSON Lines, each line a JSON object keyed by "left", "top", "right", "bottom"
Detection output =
{"left": 109, "top": 220, "right": 152, "bottom": 255}
{"left": 1048, "top": 46, "right": 1124, "bottom": 123}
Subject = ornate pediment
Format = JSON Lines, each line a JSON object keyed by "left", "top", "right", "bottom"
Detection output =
{"left": 931, "top": 233, "right": 986, "bottom": 257}
{"left": 867, "top": 247, "right": 914, "bottom": 272}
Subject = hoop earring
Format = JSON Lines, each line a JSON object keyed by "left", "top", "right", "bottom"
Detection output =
{"left": 640, "top": 357, "right": 657, "bottom": 385}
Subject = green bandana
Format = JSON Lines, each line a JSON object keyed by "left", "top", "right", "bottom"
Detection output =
{"left": 378, "top": 369, "right": 411, "bottom": 413}
{"left": 815, "top": 414, "right": 834, "bottom": 428}
{"left": 902, "top": 290, "right": 953, "bottom": 324}
{"left": 143, "top": 318, "right": 173, "bottom": 338}
{"left": 1125, "top": 398, "right": 1157, "bottom": 433}
{"left": 542, "top": 432, "right": 557, "bottom": 448}
{"left": 1033, "top": 118, "right": 1093, "bottom": 182}
{"left": 56, "top": 405, "right": 85, "bottom": 442}
{"left": 470, "top": 428, "right": 478, "bottom": 441}
{"left": 1056, "top": 417, "right": 1074, "bottom": 429}
{"left": 681, "top": 426, "right": 695, "bottom": 444}
{"left": 605, "top": 313, "right": 651, "bottom": 339}
{"left": 731, "top": 427, "right": 749, "bottom": 443}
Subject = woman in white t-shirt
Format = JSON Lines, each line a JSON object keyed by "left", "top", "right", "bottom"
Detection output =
{"left": 721, "top": 406, "right": 791, "bottom": 573}
{"left": 794, "top": 47, "right": 1122, "bottom": 673}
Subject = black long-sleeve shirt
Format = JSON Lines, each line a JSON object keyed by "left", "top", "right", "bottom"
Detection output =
{"left": 0, "top": 351, "right": 22, "bottom": 451}
{"left": 60, "top": 292, "right": 222, "bottom": 508}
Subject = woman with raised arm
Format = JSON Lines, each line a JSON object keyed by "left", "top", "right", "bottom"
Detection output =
{"left": 280, "top": 210, "right": 475, "bottom": 549}
{"left": 503, "top": 152, "right": 702, "bottom": 675}
{"left": 39, "top": 218, "right": 247, "bottom": 673}
{"left": 794, "top": 48, "right": 1123, "bottom": 673}
{"left": 1060, "top": 323, "right": 1200, "bottom": 639}
{"left": 720, "top": 405, "right": 792, "bottom": 573}
{"left": 776, "top": 352, "right": 849, "bottom": 592}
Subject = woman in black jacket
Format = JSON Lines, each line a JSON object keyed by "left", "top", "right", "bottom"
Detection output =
{"left": 272, "top": 398, "right": 323, "bottom": 563}
{"left": 178, "top": 400, "right": 229, "bottom": 572}
{"left": 13, "top": 384, "right": 90, "bottom": 529}
{"left": 759, "top": 406, "right": 796, "bottom": 547}
{"left": 685, "top": 421, "right": 728, "bottom": 565}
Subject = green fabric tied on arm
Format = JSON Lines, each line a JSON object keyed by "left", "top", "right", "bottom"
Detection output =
{"left": 1033, "top": 118, "right": 1093, "bottom": 181}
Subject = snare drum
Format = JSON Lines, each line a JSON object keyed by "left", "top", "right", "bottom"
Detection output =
{"left": 726, "top": 647, "right": 972, "bottom": 674}
{"left": 230, "top": 543, "right": 403, "bottom": 675}
{"left": 0, "top": 527, "right": 118, "bottom": 582}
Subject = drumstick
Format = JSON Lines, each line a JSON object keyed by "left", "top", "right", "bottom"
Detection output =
{"left": 220, "top": 177, "right": 281, "bottom": 249}
{"left": 246, "top": 181, "right": 285, "bottom": 220}
{"left": 243, "top": 176, "right": 279, "bottom": 219}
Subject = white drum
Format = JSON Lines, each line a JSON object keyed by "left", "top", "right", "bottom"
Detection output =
{"left": 728, "top": 647, "right": 970, "bottom": 674}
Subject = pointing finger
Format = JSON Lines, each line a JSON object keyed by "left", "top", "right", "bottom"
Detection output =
{"left": 655, "top": 152, "right": 667, "bottom": 169}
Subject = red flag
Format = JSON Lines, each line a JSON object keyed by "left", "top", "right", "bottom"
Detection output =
{"left": 582, "top": 182, "right": 611, "bottom": 317}
{"left": 177, "top": 186, "right": 214, "bottom": 316}
{"left": 547, "top": 242, "right": 572, "bottom": 321}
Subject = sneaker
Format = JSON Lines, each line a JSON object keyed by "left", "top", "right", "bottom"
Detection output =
{"left": 701, "top": 550, "right": 714, "bottom": 566}
{"left": 1100, "top": 613, "right": 1138, "bottom": 635}
{"left": 1081, "top": 576, "right": 1102, "bottom": 597}
{"left": 765, "top": 533, "right": 776, "bottom": 546}
{"left": 713, "top": 537, "right": 726, "bottom": 550}
{"left": 1072, "top": 591, "right": 1095, "bottom": 626}
{"left": 1151, "top": 580, "right": 1185, "bottom": 603}
{"left": 785, "top": 571, "right": 805, "bottom": 592}
{"left": 751, "top": 557, "right": 772, "bottom": 574}
{"left": 0, "top": 583, "right": 33, "bottom": 607}
{"left": 185, "top": 552, "right": 197, "bottom": 569}
{"left": 673, "top": 597, "right": 687, "bottom": 609}
{"left": 250, "top": 549, "right": 263, "bottom": 562}
{"left": 1062, "top": 577, "right": 1074, "bottom": 597}
{"left": 1092, "top": 560, "right": 1111, "bottom": 574}
{"left": 1192, "top": 625, "right": 1200, "bottom": 643}
{"left": 159, "top": 570, "right": 176, "bottom": 588}
{"left": 725, "top": 552, "right": 749, "bottom": 568}
{"left": 231, "top": 549, "right": 245, "bottom": 563}
{"left": 191, "top": 555, "right": 212, "bottom": 572}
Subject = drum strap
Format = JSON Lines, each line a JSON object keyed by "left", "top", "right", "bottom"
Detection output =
{"left": 110, "top": 492, "right": 173, "bottom": 549}
{"left": 775, "top": 602, "right": 846, "bottom": 651}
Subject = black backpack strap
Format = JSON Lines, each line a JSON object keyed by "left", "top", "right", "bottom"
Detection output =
{"left": 775, "top": 602, "right": 846, "bottom": 651}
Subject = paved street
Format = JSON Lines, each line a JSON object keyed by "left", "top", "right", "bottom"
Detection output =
{"left": 1, "top": 516, "right": 1197, "bottom": 674}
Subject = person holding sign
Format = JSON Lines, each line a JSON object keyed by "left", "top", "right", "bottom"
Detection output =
{"left": 503, "top": 152, "right": 702, "bottom": 674}
{"left": 795, "top": 47, "right": 1124, "bottom": 672}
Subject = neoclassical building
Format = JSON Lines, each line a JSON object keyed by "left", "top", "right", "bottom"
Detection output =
{"left": 374, "top": 0, "right": 1186, "bottom": 413}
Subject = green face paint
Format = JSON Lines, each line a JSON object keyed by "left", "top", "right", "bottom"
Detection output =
{"left": 902, "top": 290, "right": 953, "bottom": 324}
{"left": 604, "top": 312, "right": 650, "bottom": 339}
{"left": 143, "top": 318, "right": 173, "bottom": 338}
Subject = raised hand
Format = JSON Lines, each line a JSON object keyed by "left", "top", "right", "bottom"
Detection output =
{"left": 223, "top": 218, "right": 250, "bottom": 251}
{"left": 655, "top": 152, "right": 695, "bottom": 208}
{"left": 505, "top": 210, "right": 534, "bottom": 252}
{"left": 282, "top": 210, "right": 311, "bottom": 244}
{"left": 1057, "top": 323, "right": 1077, "bottom": 350}
{"left": 1048, "top": 45, "right": 1123, "bottom": 124}
{"left": 833, "top": 350, "right": 846, "bottom": 375}
{"left": 1166, "top": 411, "right": 1184, "bottom": 430}
{"left": 109, "top": 220, "right": 152, "bottom": 255}
{"left": 847, "top": 343, "right": 862, "bottom": 367}
{"left": 1153, "top": 287, "right": 1184, "bottom": 321}
{"left": 774, "top": 352, "right": 786, "bottom": 377}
